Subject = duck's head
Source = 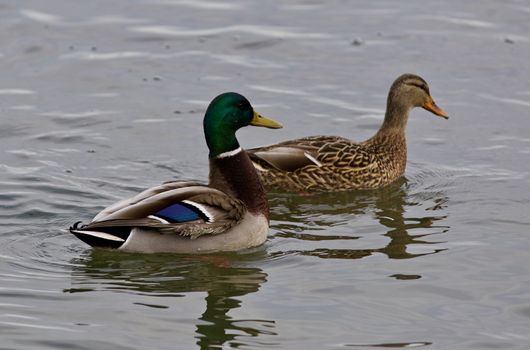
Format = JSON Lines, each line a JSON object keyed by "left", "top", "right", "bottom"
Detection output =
{"left": 389, "top": 74, "right": 448, "bottom": 119}
{"left": 204, "top": 92, "right": 282, "bottom": 158}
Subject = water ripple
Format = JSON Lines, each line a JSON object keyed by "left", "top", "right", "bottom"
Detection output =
{"left": 420, "top": 15, "right": 496, "bottom": 28}
{"left": 0, "top": 89, "right": 35, "bottom": 95}
{"left": 30, "top": 129, "right": 106, "bottom": 144}
{"left": 19, "top": 9, "right": 61, "bottom": 24}
{"left": 40, "top": 110, "right": 118, "bottom": 127}
{"left": 248, "top": 84, "right": 384, "bottom": 115}
{"left": 155, "top": 0, "right": 241, "bottom": 10}
{"left": 342, "top": 341, "right": 432, "bottom": 348}
{"left": 130, "top": 25, "right": 330, "bottom": 39}
{"left": 477, "top": 93, "right": 530, "bottom": 108}
{"left": 20, "top": 9, "right": 150, "bottom": 26}
{"left": 60, "top": 50, "right": 284, "bottom": 68}
{"left": 61, "top": 51, "right": 150, "bottom": 60}
{"left": 9, "top": 105, "right": 37, "bottom": 111}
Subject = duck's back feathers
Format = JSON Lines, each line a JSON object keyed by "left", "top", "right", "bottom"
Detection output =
{"left": 248, "top": 136, "right": 384, "bottom": 191}
{"left": 70, "top": 181, "right": 246, "bottom": 248}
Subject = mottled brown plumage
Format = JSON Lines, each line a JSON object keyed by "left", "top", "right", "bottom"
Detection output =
{"left": 248, "top": 74, "right": 448, "bottom": 192}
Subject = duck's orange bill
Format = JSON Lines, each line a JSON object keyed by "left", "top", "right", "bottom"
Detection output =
{"left": 423, "top": 97, "right": 449, "bottom": 119}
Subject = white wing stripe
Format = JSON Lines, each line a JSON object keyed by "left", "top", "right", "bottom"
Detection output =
{"left": 182, "top": 200, "right": 215, "bottom": 222}
{"left": 304, "top": 152, "right": 322, "bottom": 167}
{"left": 252, "top": 161, "right": 268, "bottom": 172}
{"left": 148, "top": 215, "right": 170, "bottom": 224}
{"left": 71, "top": 230, "right": 125, "bottom": 242}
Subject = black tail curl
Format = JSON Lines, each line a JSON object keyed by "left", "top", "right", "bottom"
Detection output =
{"left": 69, "top": 221, "right": 85, "bottom": 232}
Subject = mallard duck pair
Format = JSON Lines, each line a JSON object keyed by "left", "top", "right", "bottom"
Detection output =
{"left": 70, "top": 74, "right": 448, "bottom": 253}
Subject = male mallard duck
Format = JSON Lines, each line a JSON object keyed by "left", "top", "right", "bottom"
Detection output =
{"left": 247, "top": 74, "right": 448, "bottom": 192}
{"left": 70, "top": 92, "right": 282, "bottom": 253}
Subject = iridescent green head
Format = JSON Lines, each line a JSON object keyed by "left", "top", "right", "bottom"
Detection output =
{"left": 203, "top": 92, "right": 282, "bottom": 158}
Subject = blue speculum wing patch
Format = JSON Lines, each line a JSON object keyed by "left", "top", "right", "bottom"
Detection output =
{"left": 155, "top": 203, "right": 206, "bottom": 223}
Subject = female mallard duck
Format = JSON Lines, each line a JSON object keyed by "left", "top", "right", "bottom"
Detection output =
{"left": 70, "top": 92, "right": 282, "bottom": 253}
{"left": 247, "top": 74, "right": 448, "bottom": 192}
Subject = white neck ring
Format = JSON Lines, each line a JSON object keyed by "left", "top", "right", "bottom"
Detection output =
{"left": 216, "top": 147, "right": 242, "bottom": 159}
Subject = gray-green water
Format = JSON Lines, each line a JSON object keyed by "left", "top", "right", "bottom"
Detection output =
{"left": 1, "top": 1, "right": 530, "bottom": 349}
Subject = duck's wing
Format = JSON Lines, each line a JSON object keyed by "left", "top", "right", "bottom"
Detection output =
{"left": 70, "top": 181, "right": 246, "bottom": 246}
{"left": 92, "top": 181, "right": 205, "bottom": 221}
{"left": 248, "top": 136, "right": 356, "bottom": 172}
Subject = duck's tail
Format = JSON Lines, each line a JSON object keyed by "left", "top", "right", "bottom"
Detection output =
{"left": 69, "top": 221, "right": 128, "bottom": 249}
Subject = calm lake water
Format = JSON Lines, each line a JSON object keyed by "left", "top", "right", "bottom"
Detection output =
{"left": 1, "top": 1, "right": 530, "bottom": 349}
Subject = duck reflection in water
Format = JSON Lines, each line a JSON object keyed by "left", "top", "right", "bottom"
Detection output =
{"left": 66, "top": 250, "right": 274, "bottom": 350}
{"left": 268, "top": 177, "right": 450, "bottom": 260}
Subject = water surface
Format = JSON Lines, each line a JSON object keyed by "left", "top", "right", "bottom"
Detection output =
{"left": 1, "top": 1, "right": 530, "bottom": 349}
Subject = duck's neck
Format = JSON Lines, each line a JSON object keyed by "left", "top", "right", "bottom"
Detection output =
{"left": 378, "top": 96, "right": 412, "bottom": 134}
{"left": 370, "top": 93, "right": 411, "bottom": 146}
{"left": 208, "top": 148, "right": 269, "bottom": 220}
{"left": 365, "top": 97, "right": 410, "bottom": 177}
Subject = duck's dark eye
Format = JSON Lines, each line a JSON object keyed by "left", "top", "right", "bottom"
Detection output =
{"left": 236, "top": 102, "right": 245, "bottom": 109}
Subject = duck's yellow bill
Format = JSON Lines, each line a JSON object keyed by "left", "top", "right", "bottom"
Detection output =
{"left": 250, "top": 111, "right": 283, "bottom": 129}
{"left": 423, "top": 97, "right": 449, "bottom": 119}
